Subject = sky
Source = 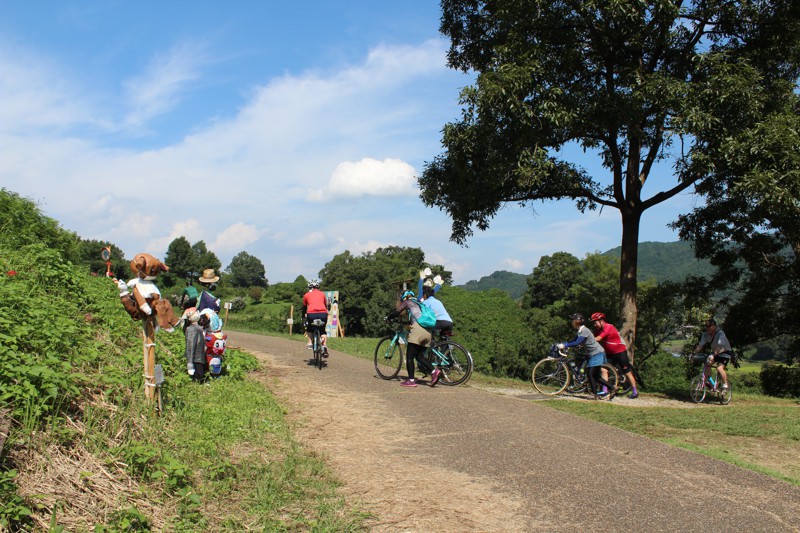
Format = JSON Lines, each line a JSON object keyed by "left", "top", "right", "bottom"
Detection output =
{"left": 0, "top": 1, "right": 696, "bottom": 284}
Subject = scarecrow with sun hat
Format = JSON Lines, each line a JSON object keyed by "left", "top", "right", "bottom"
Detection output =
{"left": 193, "top": 268, "right": 226, "bottom": 377}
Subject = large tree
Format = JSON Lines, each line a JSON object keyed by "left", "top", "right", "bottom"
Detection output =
{"left": 192, "top": 240, "right": 221, "bottom": 277}
{"left": 164, "top": 236, "right": 195, "bottom": 281}
{"left": 420, "top": 0, "right": 800, "bottom": 352}
{"left": 226, "top": 251, "right": 268, "bottom": 288}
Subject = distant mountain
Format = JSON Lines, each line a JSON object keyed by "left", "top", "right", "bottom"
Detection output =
{"left": 460, "top": 270, "right": 529, "bottom": 300}
{"left": 601, "top": 240, "right": 715, "bottom": 282}
{"left": 459, "top": 241, "right": 715, "bottom": 299}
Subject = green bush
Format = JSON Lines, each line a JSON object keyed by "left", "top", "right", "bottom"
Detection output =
{"left": 760, "top": 363, "right": 800, "bottom": 397}
{"left": 229, "top": 296, "right": 246, "bottom": 312}
{"left": 638, "top": 352, "right": 689, "bottom": 394}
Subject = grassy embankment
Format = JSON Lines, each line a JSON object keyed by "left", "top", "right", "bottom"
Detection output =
{"left": 0, "top": 247, "right": 367, "bottom": 531}
{"left": 225, "top": 314, "right": 800, "bottom": 487}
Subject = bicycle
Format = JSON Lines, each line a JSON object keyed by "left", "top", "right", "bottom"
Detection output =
{"left": 308, "top": 318, "right": 326, "bottom": 370}
{"left": 688, "top": 354, "right": 732, "bottom": 404}
{"left": 532, "top": 346, "right": 619, "bottom": 399}
{"left": 374, "top": 322, "right": 473, "bottom": 386}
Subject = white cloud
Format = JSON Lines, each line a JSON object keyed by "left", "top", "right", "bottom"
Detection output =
{"left": 210, "top": 223, "right": 263, "bottom": 253}
{"left": 308, "top": 158, "right": 418, "bottom": 201}
{"left": 146, "top": 219, "right": 203, "bottom": 253}
{"left": 502, "top": 258, "right": 524, "bottom": 271}
{"left": 123, "top": 40, "right": 207, "bottom": 128}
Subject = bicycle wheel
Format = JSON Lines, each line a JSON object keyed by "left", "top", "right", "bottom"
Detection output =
{"left": 718, "top": 383, "right": 732, "bottom": 405}
{"left": 374, "top": 335, "right": 403, "bottom": 380}
{"left": 314, "top": 332, "right": 323, "bottom": 369}
{"left": 616, "top": 368, "right": 631, "bottom": 396}
{"left": 600, "top": 364, "right": 619, "bottom": 399}
{"left": 532, "top": 358, "right": 569, "bottom": 395}
{"left": 431, "top": 341, "right": 473, "bottom": 386}
{"left": 690, "top": 375, "right": 706, "bottom": 403}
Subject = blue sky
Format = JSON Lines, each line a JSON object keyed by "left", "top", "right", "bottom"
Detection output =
{"left": 0, "top": 1, "right": 693, "bottom": 284}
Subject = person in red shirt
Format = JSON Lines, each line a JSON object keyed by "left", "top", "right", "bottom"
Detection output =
{"left": 591, "top": 312, "right": 639, "bottom": 399}
{"left": 302, "top": 279, "right": 330, "bottom": 356}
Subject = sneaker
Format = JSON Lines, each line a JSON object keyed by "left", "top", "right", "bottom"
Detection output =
{"left": 306, "top": 344, "right": 312, "bottom": 350}
{"left": 322, "top": 347, "right": 329, "bottom": 358}
{"left": 629, "top": 390, "right": 639, "bottom": 399}
{"left": 400, "top": 379, "right": 417, "bottom": 387}
{"left": 430, "top": 368, "right": 441, "bottom": 387}
{"left": 596, "top": 390, "right": 609, "bottom": 397}
{"left": 721, "top": 383, "right": 729, "bottom": 390}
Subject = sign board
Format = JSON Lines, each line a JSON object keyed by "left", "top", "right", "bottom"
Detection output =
{"left": 325, "top": 291, "right": 340, "bottom": 338}
{"left": 286, "top": 318, "right": 293, "bottom": 325}
{"left": 224, "top": 302, "right": 232, "bottom": 310}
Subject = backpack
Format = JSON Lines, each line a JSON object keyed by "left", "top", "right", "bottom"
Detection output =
{"left": 409, "top": 298, "right": 437, "bottom": 329}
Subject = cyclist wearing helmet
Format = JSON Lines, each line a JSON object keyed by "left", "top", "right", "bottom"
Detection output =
{"left": 694, "top": 318, "right": 731, "bottom": 390}
{"left": 557, "top": 313, "right": 613, "bottom": 398}
{"left": 386, "top": 290, "right": 440, "bottom": 387}
{"left": 591, "top": 312, "right": 638, "bottom": 399}
{"left": 302, "top": 279, "right": 330, "bottom": 356}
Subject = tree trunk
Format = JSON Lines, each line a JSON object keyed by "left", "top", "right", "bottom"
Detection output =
{"left": 619, "top": 208, "right": 641, "bottom": 363}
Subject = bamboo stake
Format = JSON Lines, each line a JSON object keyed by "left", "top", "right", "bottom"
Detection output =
{"left": 143, "top": 315, "right": 157, "bottom": 401}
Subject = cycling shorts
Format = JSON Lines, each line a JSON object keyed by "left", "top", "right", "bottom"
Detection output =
{"left": 710, "top": 352, "right": 732, "bottom": 366}
{"left": 607, "top": 351, "right": 632, "bottom": 373}
{"left": 306, "top": 312, "right": 328, "bottom": 333}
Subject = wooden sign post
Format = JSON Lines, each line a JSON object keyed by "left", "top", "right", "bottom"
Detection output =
{"left": 288, "top": 305, "right": 294, "bottom": 335}
{"left": 142, "top": 315, "right": 157, "bottom": 401}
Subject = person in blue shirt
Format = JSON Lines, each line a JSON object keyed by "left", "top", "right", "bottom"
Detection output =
{"left": 417, "top": 269, "right": 454, "bottom": 333}
{"left": 557, "top": 313, "right": 613, "bottom": 399}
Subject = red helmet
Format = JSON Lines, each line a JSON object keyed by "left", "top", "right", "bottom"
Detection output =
{"left": 590, "top": 312, "right": 605, "bottom": 322}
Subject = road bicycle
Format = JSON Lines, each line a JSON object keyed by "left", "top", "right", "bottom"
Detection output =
{"left": 532, "top": 346, "right": 619, "bottom": 399}
{"left": 688, "top": 354, "right": 732, "bottom": 404}
{"left": 308, "top": 318, "right": 327, "bottom": 370}
{"left": 374, "top": 322, "right": 473, "bottom": 386}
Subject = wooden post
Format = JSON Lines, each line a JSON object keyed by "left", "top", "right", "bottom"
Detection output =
{"left": 289, "top": 305, "right": 294, "bottom": 335}
{"left": 224, "top": 303, "right": 230, "bottom": 325}
{"left": 143, "top": 315, "right": 157, "bottom": 402}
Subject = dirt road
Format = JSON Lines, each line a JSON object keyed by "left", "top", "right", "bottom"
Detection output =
{"left": 229, "top": 332, "right": 800, "bottom": 532}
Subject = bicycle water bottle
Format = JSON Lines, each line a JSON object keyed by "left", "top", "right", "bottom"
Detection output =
{"left": 708, "top": 376, "right": 716, "bottom": 388}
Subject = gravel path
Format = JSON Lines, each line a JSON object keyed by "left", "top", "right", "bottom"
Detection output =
{"left": 230, "top": 331, "right": 800, "bottom": 532}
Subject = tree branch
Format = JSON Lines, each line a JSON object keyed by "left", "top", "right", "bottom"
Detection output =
{"left": 641, "top": 177, "right": 696, "bottom": 210}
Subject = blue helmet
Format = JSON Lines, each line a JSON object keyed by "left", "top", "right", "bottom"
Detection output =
{"left": 401, "top": 290, "right": 415, "bottom": 300}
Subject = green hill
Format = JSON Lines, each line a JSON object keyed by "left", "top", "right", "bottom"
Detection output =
{"left": 460, "top": 241, "right": 715, "bottom": 299}
{"left": 601, "top": 240, "right": 715, "bottom": 282}
{"left": 460, "top": 270, "right": 529, "bottom": 300}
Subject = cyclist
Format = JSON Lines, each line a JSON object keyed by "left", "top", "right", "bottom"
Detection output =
{"left": 557, "top": 313, "right": 613, "bottom": 398}
{"left": 693, "top": 318, "right": 732, "bottom": 391}
{"left": 303, "top": 279, "right": 330, "bottom": 357}
{"left": 417, "top": 269, "right": 453, "bottom": 333}
{"left": 591, "top": 312, "right": 638, "bottom": 399}
{"left": 386, "top": 290, "right": 440, "bottom": 387}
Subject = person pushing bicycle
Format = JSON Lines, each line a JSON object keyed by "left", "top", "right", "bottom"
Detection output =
{"left": 591, "top": 312, "right": 639, "bottom": 399}
{"left": 558, "top": 313, "right": 613, "bottom": 399}
{"left": 386, "top": 290, "right": 441, "bottom": 387}
{"left": 303, "top": 279, "right": 330, "bottom": 357}
{"left": 693, "top": 318, "right": 731, "bottom": 391}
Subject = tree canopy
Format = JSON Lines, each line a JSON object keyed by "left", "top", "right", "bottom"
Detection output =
{"left": 421, "top": 0, "right": 800, "bottom": 352}
{"left": 226, "top": 251, "right": 268, "bottom": 288}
